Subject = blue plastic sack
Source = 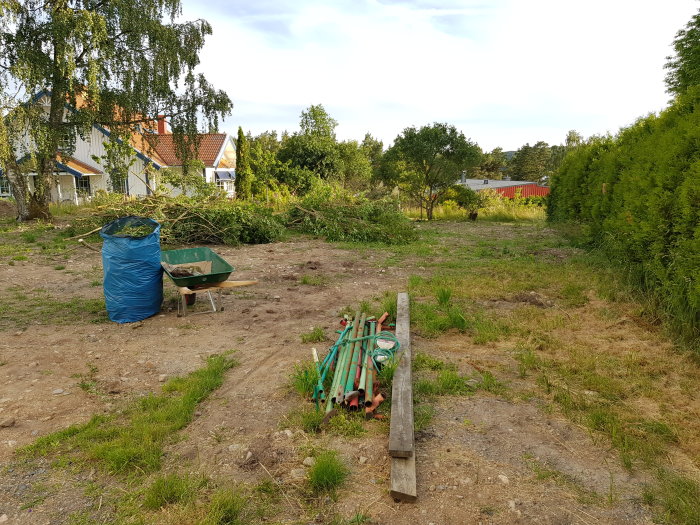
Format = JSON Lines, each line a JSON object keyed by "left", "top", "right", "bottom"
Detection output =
{"left": 100, "top": 216, "right": 163, "bottom": 323}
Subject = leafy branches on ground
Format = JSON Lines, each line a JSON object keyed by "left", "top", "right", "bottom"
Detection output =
{"left": 71, "top": 193, "right": 284, "bottom": 245}
{"left": 287, "top": 184, "right": 416, "bottom": 244}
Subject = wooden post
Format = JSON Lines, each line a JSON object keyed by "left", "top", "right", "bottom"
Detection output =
{"left": 389, "top": 292, "right": 414, "bottom": 457}
{"left": 389, "top": 292, "right": 417, "bottom": 502}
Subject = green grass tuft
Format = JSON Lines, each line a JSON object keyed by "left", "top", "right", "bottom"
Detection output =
{"left": 201, "top": 488, "right": 248, "bottom": 525}
{"left": 414, "top": 404, "right": 436, "bottom": 431}
{"left": 301, "top": 327, "right": 326, "bottom": 343}
{"left": 308, "top": 450, "right": 349, "bottom": 494}
{"left": 299, "top": 274, "right": 329, "bottom": 286}
{"left": 142, "top": 473, "right": 203, "bottom": 510}
{"left": 290, "top": 361, "right": 319, "bottom": 398}
{"left": 327, "top": 413, "right": 366, "bottom": 437}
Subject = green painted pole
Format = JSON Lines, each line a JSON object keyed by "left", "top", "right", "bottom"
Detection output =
{"left": 330, "top": 313, "right": 360, "bottom": 405}
{"left": 358, "top": 321, "right": 375, "bottom": 395}
{"left": 344, "top": 315, "right": 367, "bottom": 398}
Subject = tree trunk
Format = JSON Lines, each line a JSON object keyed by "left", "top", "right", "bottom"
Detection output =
{"left": 6, "top": 165, "right": 32, "bottom": 221}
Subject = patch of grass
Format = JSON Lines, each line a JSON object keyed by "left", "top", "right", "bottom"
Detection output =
{"left": 201, "top": 488, "right": 248, "bottom": 525}
{"left": 435, "top": 287, "right": 452, "bottom": 307}
{"left": 21, "top": 231, "right": 38, "bottom": 243}
{"left": 90, "top": 279, "right": 102, "bottom": 287}
{"left": 414, "top": 403, "right": 436, "bottom": 431}
{"left": 21, "top": 353, "right": 238, "bottom": 474}
{"left": 524, "top": 455, "right": 601, "bottom": 504}
{"left": 288, "top": 407, "right": 325, "bottom": 433}
{"left": 646, "top": 470, "right": 700, "bottom": 525}
{"left": 413, "top": 352, "right": 454, "bottom": 371}
{"left": 560, "top": 283, "right": 589, "bottom": 308}
{"left": 328, "top": 513, "right": 371, "bottom": 525}
{"left": 377, "top": 359, "right": 398, "bottom": 390}
{"left": 300, "top": 327, "right": 326, "bottom": 343}
{"left": 299, "top": 274, "right": 328, "bottom": 286}
{"left": 308, "top": 450, "right": 349, "bottom": 495}
{"left": 53, "top": 264, "right": 66, "bottom": 270}
{"left": 142, "top": 473, "right": 204, "bottom": 510}
{"left": 415, "top": 369, "right": 475, "bottom": 397}
{"left": 412, "top": 301, "right": 508, "bottom": 342}
{"left": 328, "top": 413, "right": 366, "bottom": 437}
{"left": 11, "top": 254, "right": 28, "bottom": 261}
{"left": 290, "top": 361, "right": 319, "bottom": 398}
{"left": 0, "top": 289, "right": 108, "bottom": 330}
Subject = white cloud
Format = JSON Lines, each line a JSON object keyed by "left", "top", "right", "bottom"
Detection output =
{"left": 183, "top": 0, "right": 698, "bottom": 150}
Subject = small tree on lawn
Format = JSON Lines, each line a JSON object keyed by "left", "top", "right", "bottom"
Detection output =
{"left": 381, "top": 123, "right": 481, "bottom": 220}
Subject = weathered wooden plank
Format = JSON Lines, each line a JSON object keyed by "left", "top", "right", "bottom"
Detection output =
{"left": 390, "top": 453, "right": 417, "bottom": 502}
{"left": 388, "top": 292, "right": 414, "bottom": 457}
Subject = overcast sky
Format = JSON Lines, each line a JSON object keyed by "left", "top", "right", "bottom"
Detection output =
{"left": 182, "top": 0, "right": 699, "bottom": 151}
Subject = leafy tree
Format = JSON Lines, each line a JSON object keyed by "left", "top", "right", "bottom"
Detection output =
{"left": 278, "top": 104, "right": 340, "bottom": 179}
{"left": 299, "top": 104, "right": 338, "bottom": 138}
{"left": 235, "top": 127, "right": 253, "bottom": 199}
{"left": 473, "top": 147, "right": 507, "bottom": 179}
{"left": 0, "top": 0, "right": 232, "bottom": 220}
{"left": 548, "top": 130, "right": 584, "bottom": 177}
{"left": 360, "top": 133, "right": 384, "bottom": 178}
{"left": 382, "top": 123, "right": 481, "bottom": 220}
{"left": 336, "top": 140, "right": 372, "bottom": 190}
{"left": 508, "top": 141, "right": 551, "bottom": 182}
{"left": 248, "top": 131, "right": 281, "bottom": 195}
{"left": 665, "top": 8, "right": 700, "bottom": 97}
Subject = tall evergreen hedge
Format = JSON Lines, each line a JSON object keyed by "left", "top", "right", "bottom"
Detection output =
{"left": 548, "top": 86, "right": 700, "bottom": 345}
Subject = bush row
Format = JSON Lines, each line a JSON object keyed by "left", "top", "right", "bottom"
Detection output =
{"left": 548, "top": 87, "right": 700, "bottom": 345}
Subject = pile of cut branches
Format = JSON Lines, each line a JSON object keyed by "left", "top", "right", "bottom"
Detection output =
{"left": 287, "top": 187, "right": 416, "bottom": 245}
{"left": 69, "top": 194, "right": 284, "bottom": 246}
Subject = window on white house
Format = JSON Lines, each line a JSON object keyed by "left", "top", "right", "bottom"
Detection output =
{"left": 76, "top": 175, "right": 91, "bottom": 195}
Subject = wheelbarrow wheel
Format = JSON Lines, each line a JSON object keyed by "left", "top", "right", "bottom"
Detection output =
{"left": 185, "top": 293, "right": 196, "bottom": 306}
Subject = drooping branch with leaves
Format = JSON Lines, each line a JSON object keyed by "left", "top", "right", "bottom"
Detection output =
{"left": 0, "top": 0, "right": 232, "bottom": 220}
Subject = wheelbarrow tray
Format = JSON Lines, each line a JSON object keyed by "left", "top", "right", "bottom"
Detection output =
{"left": 161, "top": 247, "right": 234, "bottom": 287}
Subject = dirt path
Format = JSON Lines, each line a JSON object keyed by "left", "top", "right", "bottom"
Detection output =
{"left": 0, "top": 223, "right": 678, "bottom": 523}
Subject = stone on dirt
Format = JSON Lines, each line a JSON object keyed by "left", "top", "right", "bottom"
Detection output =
{"left": 303, "top": 456, "right": 315, "bottom": 466}
{"left": 0, "top": 418, "right": 15, "bottom": 428}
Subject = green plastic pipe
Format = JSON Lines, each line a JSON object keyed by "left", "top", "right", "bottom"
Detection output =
{"left": 358, "top": 321, "right": 375, "bottom": 395}
{"left": 364, "top": 361, "right": 374, "bottom": 407}
{"left": 330, "top": 313, "right": 360, "bottom": 405}
{"left": 335, "top": 312, "right": 366, "bottom": 403}
{"left": 342, "top": 315, "right": 365, "bottom": 399}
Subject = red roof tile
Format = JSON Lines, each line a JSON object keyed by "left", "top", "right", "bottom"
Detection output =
{"left": 149, "top": 134, "right": 228, "bottom": 168}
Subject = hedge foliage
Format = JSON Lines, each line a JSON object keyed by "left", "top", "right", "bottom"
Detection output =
{"left": 548, "top": 87, "right": 700, "bottom": 345}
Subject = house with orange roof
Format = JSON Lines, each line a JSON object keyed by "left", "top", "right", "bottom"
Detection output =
{"left": 1, "top": 92, "right": 237, "bottom": 202}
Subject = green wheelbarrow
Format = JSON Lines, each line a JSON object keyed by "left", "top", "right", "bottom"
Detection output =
{"left": 161, "top": 247, "right": 257, "bottom": 317}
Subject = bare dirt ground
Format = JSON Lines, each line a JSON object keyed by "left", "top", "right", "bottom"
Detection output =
{"left": 0, "top": 222, "right": 683, "bottom": 524}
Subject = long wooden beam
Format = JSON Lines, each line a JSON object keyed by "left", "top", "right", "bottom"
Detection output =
{"left": 389, "top": 292, "right": 417, "bottom": 502}
{"left": 389, "top": 292, "right": 414, "bottom": 457}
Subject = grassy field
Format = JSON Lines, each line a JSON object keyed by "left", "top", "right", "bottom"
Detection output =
{"left": 2, "top": 211, "right": 699, "bottom": 524}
